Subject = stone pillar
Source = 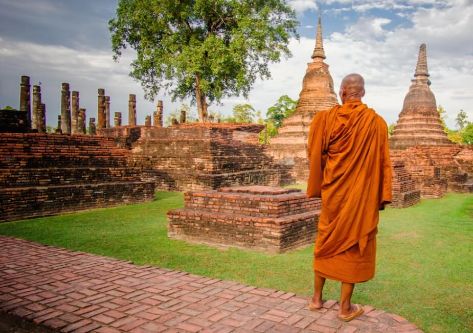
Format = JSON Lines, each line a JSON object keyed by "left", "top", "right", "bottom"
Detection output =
{"left": 20, "top": 76, "right": 31, "bottom": 129}
{"left": 32, "top": 85, "right": 41, "bottom": 131}
{"left": 128, "top": 94, "right": 136, "bottom": 126}
{"left": 89, "top": 117, "right": 96, "bottom": 135}
{"left": 71, "top": 91, "right": 79, "bottom": 134}
{"left": 97, "top": 88, "right": 106, "bottom": 129}
{"left": 55, "top": 115, "right": 62, "bottom": 133}
{"left": 180, "top": 110, "right": 186, "bottom": 123}
{"left": 114, "top": 112, "right": 122, "bottom": 127}
{"left": 105, "top": 96, "right": 111, "bottom": 128}
{"left": 78, "top": 108, "right": 86, "bottom": 134}
{"left": 155, "top": 100, "right": 163, "bottom": 127}
{"left": 145, "top": 115, "right": 151, "bottom": 126}
{"left": 38, "top": 103, "right": 46, "bottom": 133}
{"left": 61, "top": 83, "right": 71, "bottom": 134}
{"left": 171, "top": 117, "right": 179, "bottom": 126}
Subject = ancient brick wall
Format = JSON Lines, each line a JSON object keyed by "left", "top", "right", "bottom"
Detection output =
{"left": 168, "top": 186, "right": 321, "bottom": 253}
{"left": 0, "top": 109, "right": 28, "bottom": 133}
{"left": 390, "top": 145, "right": 473, "bottom": 197}
{"left": 106, "top": 123, "right": 294, "bottom": 191}
{"left": 0, "top": 133, "right": 155, "bottom": 222}
{"left": 390, "top": 160, "right": 421, "bottom": 208}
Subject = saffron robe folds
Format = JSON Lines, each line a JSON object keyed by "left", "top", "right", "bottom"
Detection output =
{"left": 307, "top": 100, "right": 392, "bottom": 283}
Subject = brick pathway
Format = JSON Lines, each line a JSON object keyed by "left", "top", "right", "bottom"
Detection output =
{"left": 0, "top": 236, "right": 422, "bottom": 333}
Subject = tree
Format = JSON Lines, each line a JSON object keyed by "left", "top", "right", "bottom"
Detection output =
{"left": 455, "top": 109, "right": 469, "bottom": 130}
{"left": 266, "top": 95, "right": 297, "bottom": 128}
{"left": 231, "top": 103, "right": 256, "bottom": 123}
{"left": 388, "top": 123, "right": 396, "bottom": 137}
{"left": 461, "top": 123, "right": 473, "bottom": 145}
{"left": 109, "top": 0, "right": 298, "bottom": 122}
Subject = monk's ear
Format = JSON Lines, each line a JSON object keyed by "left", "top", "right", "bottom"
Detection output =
{"left": 360, "top": 88, "right": 365, "bottom": 98}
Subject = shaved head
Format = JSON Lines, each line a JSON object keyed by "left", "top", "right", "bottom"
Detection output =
{"left": 339, "top": 73, "right": 365, "bottom": 103}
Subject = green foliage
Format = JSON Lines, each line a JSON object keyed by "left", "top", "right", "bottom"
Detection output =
{"left": 0, "top": 192, "right": 472, "bottom": 333}
{"left": 258, "top": 120, "right": 278, "bottom": 144}
{"left": 109, "top": 0, "right": 298, "bottom": 120}
{"left": 231, "top": 103, "right": 256, "bottom": 123}
{"left": 266, "top": 94, "right": 297, "bottom": 128}
{"left": 462, "top": 122, "right": 473, "bottom": 145}
{"left": 455, "top": 109, "right": 468, "bottom": 130}
{"left": 1, "top": 105, "right": 16, "bottom": 110}
{"left": 447, "top": 129, "right": 464, "bottom": 144}
{"left": 388, "top": 123, "right": 396, "bottom": 137}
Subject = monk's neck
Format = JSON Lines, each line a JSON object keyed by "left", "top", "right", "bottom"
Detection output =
{"left": 342, "top": 98, "right": 362, "bottom": 105}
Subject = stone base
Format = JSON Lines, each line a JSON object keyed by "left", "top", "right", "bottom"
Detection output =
{"left": 167, "top": 186, "right": 321, "bottom": 253}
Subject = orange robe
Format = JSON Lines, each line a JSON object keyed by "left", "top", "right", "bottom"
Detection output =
{"left": 307, "top": 100, "right": 392, "bottom": 283}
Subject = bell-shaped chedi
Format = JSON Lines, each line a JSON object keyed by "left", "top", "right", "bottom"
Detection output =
{"left": 268, "top": 16, "right": 338, "bottom": 182}
{"left": 390, "top": 44, "right": 451, "bottom": 149}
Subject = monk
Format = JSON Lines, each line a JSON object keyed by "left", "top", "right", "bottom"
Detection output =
{"left": 306, "top": 73, "right": 392, "bottom": 321}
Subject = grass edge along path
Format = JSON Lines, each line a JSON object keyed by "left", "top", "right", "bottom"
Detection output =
{"left": 0, "top": 191, "right": 472, "bottom": 333}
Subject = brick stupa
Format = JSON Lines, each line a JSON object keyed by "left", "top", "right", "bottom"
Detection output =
{"left": 268, "top": 16, "right": 338, "bottom": 182}
{"left": 390, "top": 44, "right": 451, "bottom": 149}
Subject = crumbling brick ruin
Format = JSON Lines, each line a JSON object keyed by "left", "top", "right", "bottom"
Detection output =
{"left": 0, "top": 133, "right": 155, "bottom": 222}
{"left": 167, "top": 186, "right": 321, "bottom": 253}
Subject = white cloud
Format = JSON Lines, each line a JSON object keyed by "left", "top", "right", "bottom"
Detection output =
{"left": 288, "top": 0, "right": 318, "bottom": 13}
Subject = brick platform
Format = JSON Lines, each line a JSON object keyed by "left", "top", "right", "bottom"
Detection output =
{"left": 0, "top": 237, "right": 422, "bottom": 333}
{"left": 167, "top": 186, "right": 321, "bottom": 253}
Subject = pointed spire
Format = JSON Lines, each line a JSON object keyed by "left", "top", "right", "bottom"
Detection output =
{"left": 311, "top": 15, "right": 326, "bottom": 60}
{"left": 414, "top": 43, "right": 429, "bottom": 79}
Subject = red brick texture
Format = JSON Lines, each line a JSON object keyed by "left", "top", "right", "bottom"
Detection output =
{"left": 167, "top": 186, "right": 321, "bottom": 253}
{"left": 0, "top": 133, "right": 155, "bottom": 222}
{"left": 0, "top": 236, "right": 423, "bottom": 332}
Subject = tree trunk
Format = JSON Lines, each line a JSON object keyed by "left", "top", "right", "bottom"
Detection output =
{"left": 195, "top": 74, "right": 208, "bottom": 122}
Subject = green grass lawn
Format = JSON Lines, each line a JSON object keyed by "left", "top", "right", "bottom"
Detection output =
{"left": 0, "top": 191, "right": 472, "bottom": 333}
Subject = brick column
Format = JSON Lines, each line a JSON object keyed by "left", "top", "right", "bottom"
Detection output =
{"left": 128, "top": 94, "right": 136, "bottom": 126}
{"left": 60, "top": 83, "right": 71, "bottom": 134}
{"left": 154, "top": 100, "right": 163, "bottom": 127}
{"left": 71, "top": 91, "right": 79, "bottom": 134}
{"left": 32, "top": 85, "right": 41, "bottom": 131}
{"left": 20, "top": 76, "right": 31, "bottom": 129}
{"left": 38, "top": 103, "right": 46, "bottom": 133}
{"left": 78, "top": 108, "right": 86, "bottom": 134}
{"left": 145, "top": 115, "right": 151, "bottom": 126}
{"left": 56, "top": 115, "right": 62, "bottom": 133}
{"left": 89, "top": 117, "right": 96, "bottom": 135}
{"left": 105, "top": 96, "right": 111, "bottom": 128}
{"left": 97, "top": 89, "right": 105, "bottom": 129}
{"left": 180, "top": 110, "right": 186, "bottom": 124}
{"left": 114, "top": 112, "right": 122, "bottom": 127}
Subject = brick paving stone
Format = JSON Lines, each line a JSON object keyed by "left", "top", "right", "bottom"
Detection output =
{"left": 0, "top": 237, "right": 423, "bottom": 333}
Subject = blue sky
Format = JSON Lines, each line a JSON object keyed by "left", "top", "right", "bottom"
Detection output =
{"left": 0, "top": 0, "right": 472, "bottom": 128}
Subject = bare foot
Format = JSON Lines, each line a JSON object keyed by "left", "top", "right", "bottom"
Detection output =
{"left": 308, "top": 296, "right": 324, "bottom": 310}
{"left": 338, "top": 304, "right": 364, "bottom": 322}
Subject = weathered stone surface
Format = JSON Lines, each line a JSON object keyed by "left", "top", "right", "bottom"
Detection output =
{"left": 97, "top": 88, "right": 106, "bottom": 129}
{"left": 19, "top": 75, "right": 31, "bottom": 129}
{"left": 126, "top": 123, "right": 292, "bottom": 191}
{"left": 114, "top": 111, "right": 122, "bottom": 127}
{"left": 71, "top": 91, "right": 79, "bottom": 134}
{"left": 128, "top": 94, "right": 137, "bottom": 126}
{"left": 390, "top": 159, "right": 421, "bottom": 208}
{"left": 390, "top": 44, "right": 451, "bottom": 149}
{"left": 267, "top": 17, "right": 338, "bottom": 182}
{"left": 89, "top": 117, "right": 96, "bottom": 135}
{"left": 144, "top": 115, "right": 151, "bottom": 126}
{"left": 60, "top": 83, "right": 71, "bottom": 134}
{"left": 0, "top": 133, "right": 155, "bottom": 222}
{"left": 78, "top": 108, "right": 86, "bottom": 134}
{"left": 168, "top": 185, "right": 321, "bottom": 253}
{"left": 391, "top": 145, "right": 473, "bottom": 197}
{"left": 31, "top": 85, "right": 41, "bottom": 131}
